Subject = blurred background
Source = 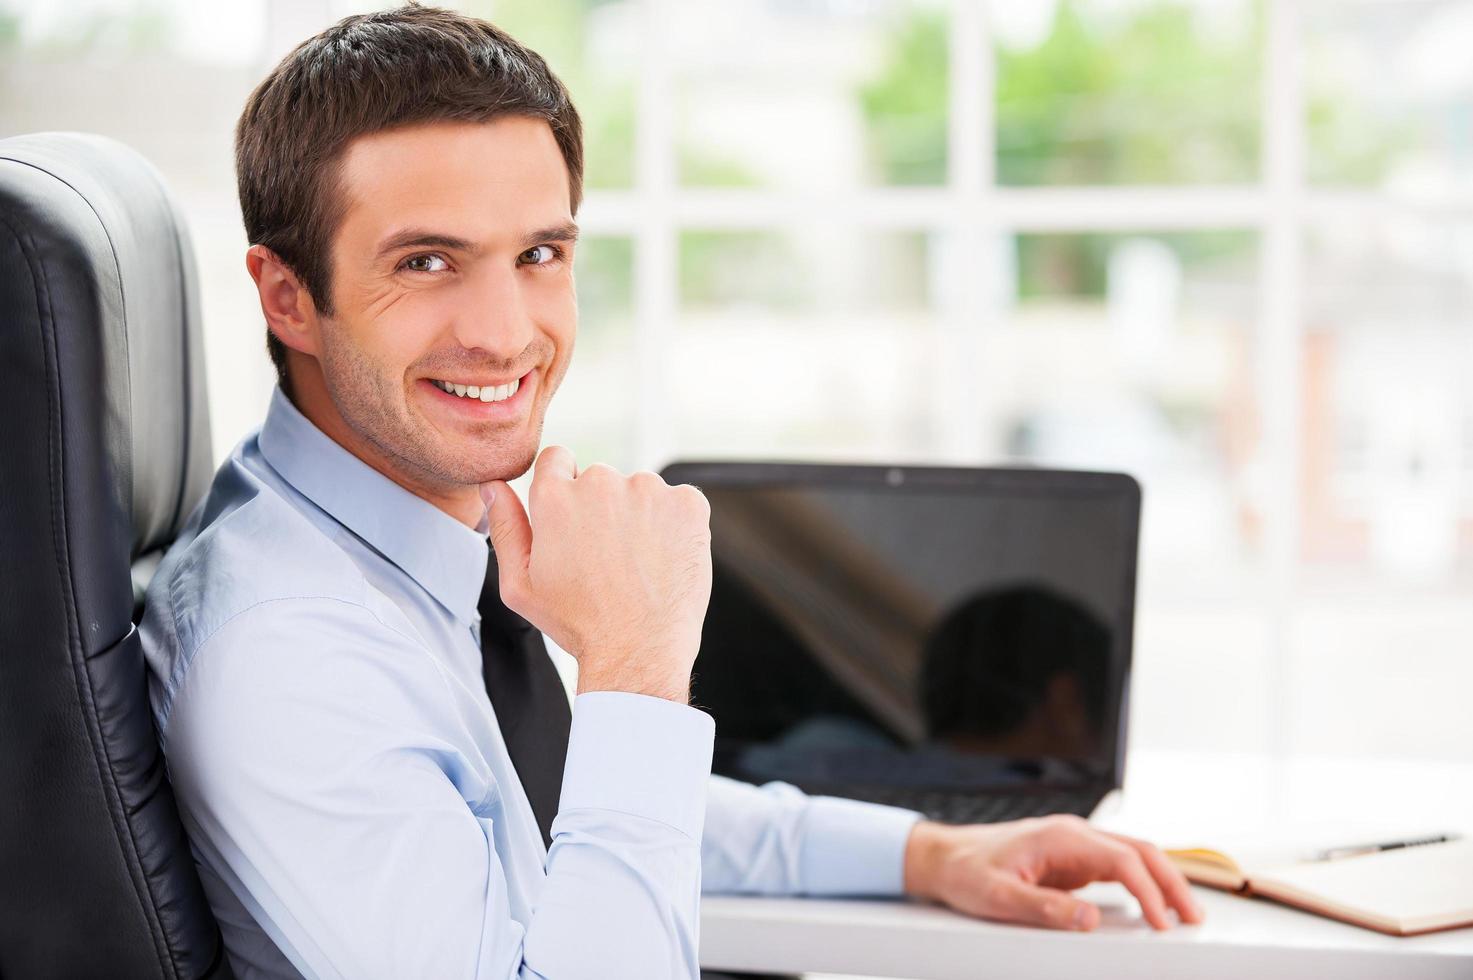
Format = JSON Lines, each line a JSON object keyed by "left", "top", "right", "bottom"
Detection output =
{"left": 3, "top": 0, "right": 1471, "bottom": 770}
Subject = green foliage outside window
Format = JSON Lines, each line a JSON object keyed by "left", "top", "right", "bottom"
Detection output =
{"left": 479, "top": 0, "right": 635, "bottom": 189}
{"left": 857, "top": 9, "right": 949, "bottom": 186}
{"left": 995, "top": 1, "right": 1262, "bottom": 186}
{"left": 1014, "top": 230, "right": 1256, "bottom": 301}
{"left": 856, "top": 0, "right": 1401, "bottom": 299}
{"left": 0, "top": 9, "right": 20, "bottom": 49}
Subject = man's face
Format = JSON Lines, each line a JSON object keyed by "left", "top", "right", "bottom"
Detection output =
{"left": 312, "top": 116, "right": 577, "bottom": 495}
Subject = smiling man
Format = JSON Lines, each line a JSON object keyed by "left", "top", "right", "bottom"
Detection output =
{"left": 139, "top": 6, "right": 1202, "bottom": 980}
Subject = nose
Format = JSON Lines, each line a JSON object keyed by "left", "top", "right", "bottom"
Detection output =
{"left": 451, "top": 263, "right": 535, "bottom": 362}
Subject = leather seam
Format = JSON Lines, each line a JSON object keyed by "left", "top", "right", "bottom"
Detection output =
{"left": 0, "top": 167, "right": 173, "bottom": 979}
{"left": 0, "top": 150, "right": 141, "bottom": 541}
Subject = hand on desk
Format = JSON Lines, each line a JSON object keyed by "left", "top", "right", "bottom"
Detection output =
{"left": 902, "top": 814, "right": 1205, "bottom": 932}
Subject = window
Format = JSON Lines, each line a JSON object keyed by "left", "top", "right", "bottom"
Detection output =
{"left": 7, "top": 0, "right": 1469, "bottom": 763}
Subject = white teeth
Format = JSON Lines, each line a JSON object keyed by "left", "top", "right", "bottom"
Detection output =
{"left": 435, "top": 377, "right": 523, "bottom": 401}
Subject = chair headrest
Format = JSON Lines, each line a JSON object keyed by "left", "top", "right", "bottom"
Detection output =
{"left": 0, "top": 132, "right": 213, "bottom": 623}
{"left": 0, "top": 133, "right": 227, "bottom": 977}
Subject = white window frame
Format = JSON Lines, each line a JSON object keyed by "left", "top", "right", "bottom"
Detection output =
{"left": 569, "top": 0, "right": 1458, "bottom": 759}
{"left": 249, "top": 0, "right": 1455, "bottom": 759}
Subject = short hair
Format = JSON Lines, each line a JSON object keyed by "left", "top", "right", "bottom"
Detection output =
{"left": 234, "top": 3, "right": 584, "bottom": 392}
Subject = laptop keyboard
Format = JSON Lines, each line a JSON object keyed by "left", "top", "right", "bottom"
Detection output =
{"left": 848, "top": 787, "right": 1101, "bottom": 825}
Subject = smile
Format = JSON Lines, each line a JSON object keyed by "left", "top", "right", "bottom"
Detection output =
{"left": 430, "top": 377, "right": 521, "bottom": 403}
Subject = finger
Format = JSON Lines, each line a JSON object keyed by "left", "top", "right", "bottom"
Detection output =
{"left": 533, "top": 444, "right": 577, "bottom": 484}
{"left": 1103, "top": 831, "right": 1204, "bottom": 924}
{"left": 486, "top": 480, "right": 532, "bottom": 597}
{"left": 1102, "top": 842, "right": 1174, "bottom": 930}
{"left": 985, "top": 874, "right": 1100, "bottom": 932}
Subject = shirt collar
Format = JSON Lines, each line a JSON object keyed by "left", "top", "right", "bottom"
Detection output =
{"left": 258, "top": 386, "right": 489, "bottom": 625}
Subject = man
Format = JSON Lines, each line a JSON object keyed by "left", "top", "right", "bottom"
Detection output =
{"left": 140, "top": 6, "right": 1202, "bottom": 979}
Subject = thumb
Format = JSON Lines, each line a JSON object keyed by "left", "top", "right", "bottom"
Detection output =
{"left": 988, "top": 875, "right": 1099, "bottom": 932}
{"left": 485, "top": 481, "right": 532, "bottom": 595}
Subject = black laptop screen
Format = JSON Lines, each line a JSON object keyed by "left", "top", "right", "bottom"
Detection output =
{"left": 680, "top": 466, "right": 1139, "bottom": 797}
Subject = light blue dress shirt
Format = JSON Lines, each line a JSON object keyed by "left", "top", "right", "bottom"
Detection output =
{"left": 140, "top": 387, "right": 922, "bottom": 980}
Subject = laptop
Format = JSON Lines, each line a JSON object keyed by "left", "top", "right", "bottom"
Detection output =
{"left": 659, "top": 461, "right": 1140, "bottom": 826}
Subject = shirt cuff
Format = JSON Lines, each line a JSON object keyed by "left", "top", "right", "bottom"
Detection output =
{"left": 557, "top": 691, "right": 715, "bottom": 841}
{"left": 799, "top": 795, "right": 924, "bottom": 896}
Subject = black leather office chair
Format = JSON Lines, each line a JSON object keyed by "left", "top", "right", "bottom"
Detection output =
{"left": 0, "top": 133, "right": 232, "bottom": 979}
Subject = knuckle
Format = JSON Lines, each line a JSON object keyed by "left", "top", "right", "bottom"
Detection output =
{"left": 1113, "top": 847, "right": 1145, "bottom": 877}
{"left": 1038, "top": 814, "right": 1081, "bottom": 839}
{"left": 580, "top": 462, "right": 619, "bottom": 483}
{"left": 676, "top": 484, "right": 711, "bottom": 516}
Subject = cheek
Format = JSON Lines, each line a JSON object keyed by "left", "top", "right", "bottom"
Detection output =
{"left": 530, "top": 280, "right": 577, "bottom": 352}
{"left": 366, "top": 293, "right": 456, "bottom": 374}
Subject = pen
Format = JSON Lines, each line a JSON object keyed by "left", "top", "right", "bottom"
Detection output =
{"left": 1313, "top": 833, "right": 1462, "bottom": 862}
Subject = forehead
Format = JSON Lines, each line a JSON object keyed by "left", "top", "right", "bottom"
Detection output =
{"left": 334, "top": 117, "right": 572, "bottom": 246}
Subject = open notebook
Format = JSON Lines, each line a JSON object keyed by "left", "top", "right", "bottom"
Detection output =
{"left": 1166, "top": 837, "right": 1473, "bottom": 936}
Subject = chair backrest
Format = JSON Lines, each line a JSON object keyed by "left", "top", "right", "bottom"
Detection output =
{"left": 0, "top": 133, "right": 231, "bottom": 979}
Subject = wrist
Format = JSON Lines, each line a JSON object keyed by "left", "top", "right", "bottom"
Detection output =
{"left": 575, "top": 663, "right": 690, "bottom": 703}
{"left": 902, "top": 820, "right": 953, "bottom": 901}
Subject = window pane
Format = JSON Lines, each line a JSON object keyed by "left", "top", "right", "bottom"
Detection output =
{"left": 542, "top": 235, "right": 638, "bottom": 469}
{"left": 998, "top": 230, "right": 1262, "bottom": 586}
{"left": 1305, "top": 0, "right": 1473, "bottom": 192}
{"left": 1301, "top": 215, "right": 1473, "bottom": 583}
{"left": 1293, "top": 214, "right": 1473, "bottom": 766}
{"left": 672, "top": 228, "right": 940, "bottom": 459}
{"left": 1287, "top": 599, "right": 1473, "bottom": 760}
{"left": 994, "top": 0, "right": 1261, "bottom": 185}
{"left": 672, "top": 1, "right": 949, "bottom": 189}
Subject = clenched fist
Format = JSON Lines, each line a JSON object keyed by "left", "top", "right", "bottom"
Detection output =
{"left": 483, "top": 446, "right": 713, "bottom": 702}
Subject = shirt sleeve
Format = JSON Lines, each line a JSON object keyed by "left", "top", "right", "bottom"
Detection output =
{"left": 700, "top": 773, "right": 922, "bottom": 897}
{"left": 161, "top": 597, "right": 713, "bottom": 980}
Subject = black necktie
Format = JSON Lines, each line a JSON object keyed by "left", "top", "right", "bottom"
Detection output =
{"left": 477, "top": 545, "right": 572, "bottom": 850}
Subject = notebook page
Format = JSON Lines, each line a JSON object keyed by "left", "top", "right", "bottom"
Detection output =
{"left": 1253, "top": 839, "right": 1473, "bottom": 931}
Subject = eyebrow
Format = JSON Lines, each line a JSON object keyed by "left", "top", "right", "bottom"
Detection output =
{"left": 519, "top": 221, "right": 580, "bottom": 251}
{"left": 373, "top": 221, "right": 580, "bottom": 261}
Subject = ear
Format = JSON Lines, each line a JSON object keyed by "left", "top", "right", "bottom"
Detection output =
{"left": 245, "top": 244, "right": 321, "bottom": 358}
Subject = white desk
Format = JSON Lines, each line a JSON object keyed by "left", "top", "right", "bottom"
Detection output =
{"left": 699, "top": 750, "right": 1473, "bottom": 979}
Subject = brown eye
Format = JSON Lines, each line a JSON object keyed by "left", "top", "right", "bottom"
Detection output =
{"left": 520, "top": 245, "right": 557, "bottom": 266}
{"left": 403, "top": 254, "right": 448, "bottom": 273}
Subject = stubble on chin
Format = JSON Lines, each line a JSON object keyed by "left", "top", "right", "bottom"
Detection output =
{"left": 456, "top": 424, "right": 541, "bottom": 485}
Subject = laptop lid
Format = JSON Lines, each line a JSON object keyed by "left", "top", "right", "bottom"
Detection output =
{"left": 660, "top": 461, "right": 1140, "bottom": 801}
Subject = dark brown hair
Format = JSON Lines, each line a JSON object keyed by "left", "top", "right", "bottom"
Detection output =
{"left": 234, "top": 3, "right": 584, "bottom": 391}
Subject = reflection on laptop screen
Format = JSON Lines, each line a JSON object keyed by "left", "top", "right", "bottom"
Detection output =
{"left": 682, "top": 466, "right": 1139, "bottom": 800}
